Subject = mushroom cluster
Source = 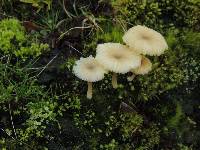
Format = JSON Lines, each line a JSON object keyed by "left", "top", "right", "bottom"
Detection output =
{"left": 73, "top": 25, "right": 168, "bottom": 99}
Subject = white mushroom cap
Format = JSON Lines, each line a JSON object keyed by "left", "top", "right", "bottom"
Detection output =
{"left": 132, "top": 56, "right": 152, "bottom": 75}
{"left": 96, "top": 43, "right": 141, "bottom": 74}
{"left": 73, "top": 56, "right": 106, "bottom": 82}
{"left": 123, "top": 25, "right": 168, "bottom": 56}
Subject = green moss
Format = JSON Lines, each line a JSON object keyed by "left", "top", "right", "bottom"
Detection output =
{"left": 111, "top": 0, "right": 163, "bottom": 30}
{"left": 137, "top": 51, "right": 184, "bottom": 101}
{"left": 0, "top": 19, "right": 26, "bottom": 54}
{"left": 119, "top": 113, "right": 143, "bottom": 139}
{"left": 136, "top": 124, "right": 160, "bottom": 150}
{"left": 0, "top": 61, "right": 59, "bottom": 148}
{"left": 14, "top": 42, "right": 49, "bottom": 59}
{"left": 100, "top": 139, "right": 118, "bottom": 150}
{"left": 112, "top": 0, "right": 200, "bottom": 31}
{"left": 18, "top": 100, "right": 58, "bottom": 142}
{"left": 60, "top": 57, "right": 76, "bottom": 71}
{"left": 0, "top": 18, "right": 49, "bottom": 60}
{"left": 167, "top": 102, "right": 184, "bottom": 128}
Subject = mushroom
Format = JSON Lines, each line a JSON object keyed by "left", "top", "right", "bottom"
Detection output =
{"left": 123, "top": 25, "right": 168, "bottom": 56}
{"left": 73, "top": 56, "right": 106, "bottom": 99}
{"left": 128, "top": 56, "right": 152, "bottom": 81}
{"left": 96, "top": 43, "right": 141, "bottom": 88}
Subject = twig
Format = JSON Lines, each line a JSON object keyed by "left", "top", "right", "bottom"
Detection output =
{"left": 62, "top": 0, "right": 74, "bottom": 19}
{"left": 0, "top": 128, "right": 15, "bottom": 140}
{"left": 58, "top": 25, "right": 93, "bottom": 41}
{"left": 73, "top": 0, "right": 78, "bottom": 16}
{"left": 26, "top": 67, "right": 46, "bottom": 70}
{"left": 0, "top": 128, "right": 33, "bottom": 149}
{"left": 8, "top": 103, "right": 17, "bottom": 139}
{"left": 66, "top": 41, "right": 84, "bottom": 56}
{"left": 37, "top": 53, "right": 59, "bottom": 76}
{"left": 114, "top": 18, "right": 127, "bottom": 32}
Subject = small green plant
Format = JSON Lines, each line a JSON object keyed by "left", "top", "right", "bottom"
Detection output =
{"left": 60, "top": 57, "right": 76, "bottom": 71}
{"left": 18, "top": 100, "right": 58, "bottom": 142}
{"left": 136, "top": 124, "right": 160, "bottom": 150}
{"left": 0, "top": 18, "right": 49, "bottom": 60}
{"left": 111, "top": 0, "right": 163, "bottom": 30}
{"left": 167, "top": 102, "right": 184, "bottom": 128}
{"left": 0, "top": 18, "right": 26, "bottom": 54}
{"left": 0, "top": 60, "right": 59, "bottom": 148}
{"left": 0, "top": 62, "right": 45, "bottom": 104}
{"left": 100, "top": 139, "right": 118, "bottom": 150}
{"left": 84, "top": 24, "right": 124, "bottom": 55}
{"left": 112, "top": 0, "right": 200, "bottom": 31}
{"left": 37, "top": 9, "right": 61, "bottom": 33}
{"left": 20, "top": 0, "right": 52, "bottom": 11}
{"left": 119, "top": 113, "right": 143, "bottom": 139}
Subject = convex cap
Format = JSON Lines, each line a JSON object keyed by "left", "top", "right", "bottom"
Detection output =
{"left": 96, "top": 43, "right": 141, "bottom": 74}
{"left": 123, "top": 25, "right": 168, "bottom": 56}
{"left": 73, "top": 56, "right": 106, "bottom": 82}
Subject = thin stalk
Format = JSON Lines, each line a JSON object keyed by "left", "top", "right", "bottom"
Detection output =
{"left": 112, "top": 73, "right": 118, "bottom": 89}
{"left": 87, "top": 82, "right": 93, "bottom": 99}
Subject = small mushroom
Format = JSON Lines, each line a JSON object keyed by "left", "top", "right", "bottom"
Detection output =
{"left": 73, "top": 56, "right": 106, "bottom": 99}
{"left": 123, "top": 25, "right": 168, "bottom": 56}
{"left": 96, "top": 43, "right": 141, "bottom": 88}
{"left": 128, "top": 56, "right": 152, "bottom": 81}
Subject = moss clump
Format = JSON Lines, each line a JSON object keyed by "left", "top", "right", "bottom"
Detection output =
{"left": 112, "top": 0, "right": 200, "bottom": 31}
{"left": 20, "top": 0, "right": 52, "bottom": 11}
{"left": 111, "top": 0, "right": 163, "bottom": 30}
{"left": 0, "top": 18, "right": 49, "bottom": 60}
{"left": 119, "top": 113, "right": 143, "bottom": 139}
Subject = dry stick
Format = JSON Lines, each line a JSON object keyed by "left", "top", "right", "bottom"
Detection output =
{"left": 112, "top": 73, "right": 118, "bottom": 89}
{"left": 86, "top": 15, "right": 103, "bottom": 32}
{"left": 114, "top": 18, "right": 126, "bottom": 32}
{"left": 82, "top": 18, "right": 94, "bottom": 37}
{"left": 66, "top": 42, "right": 84, "bottom": 56}
{"left": 0, "top": 128, "right": 15, "bottom": 140}
{"left": 73, "top": 0, "right": 78, "bottom": 16}
{"left": 62, "top": 0, "right": 73, "bottom": 19}
{"left": 58, "top": 26, "right": 93, "bottom": 41}
{"left": 27, "top": 43, "right": 83, "bottom": 72}
{"left": 28, "top": 42, "right": 83, "bottom": 73}
{"left": 87, "top": 82, "right": 93, "bottom": 99}
{"left": 37, "top": 53, "right": 59, "bottom": 76}
{"left": 8, "top": 103, "right": 17, "bottom": 139}
{"left": 81, "top": 18, "right": 96, "bottom": 37}
{"left": 26, "top": 67, "right": 45, "bottom": 70}
{"left": 0, "top": 128, "right": 32, "bottom": 148}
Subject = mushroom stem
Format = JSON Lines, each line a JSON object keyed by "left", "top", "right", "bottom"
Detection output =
{"left": 112, "top": 73, "right": 118, "bottom": 89}
{"left": 127, "top": 73, "right": 135, "bottom": 81}
{"left": 87, "top": 82, "right": 93, "bottom": 99}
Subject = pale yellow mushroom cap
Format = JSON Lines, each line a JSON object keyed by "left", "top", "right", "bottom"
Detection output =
{"left": 96, "top": 43, "right": 142, "bottom": 74}
{"left": 132, "top": 56, "right": 152, "bottom": 75}
{"left": 123, "top": 25, "right": 168, "bottom": 56}
{"left": 73, "top": 56, "right": 106, "bottom": 82}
